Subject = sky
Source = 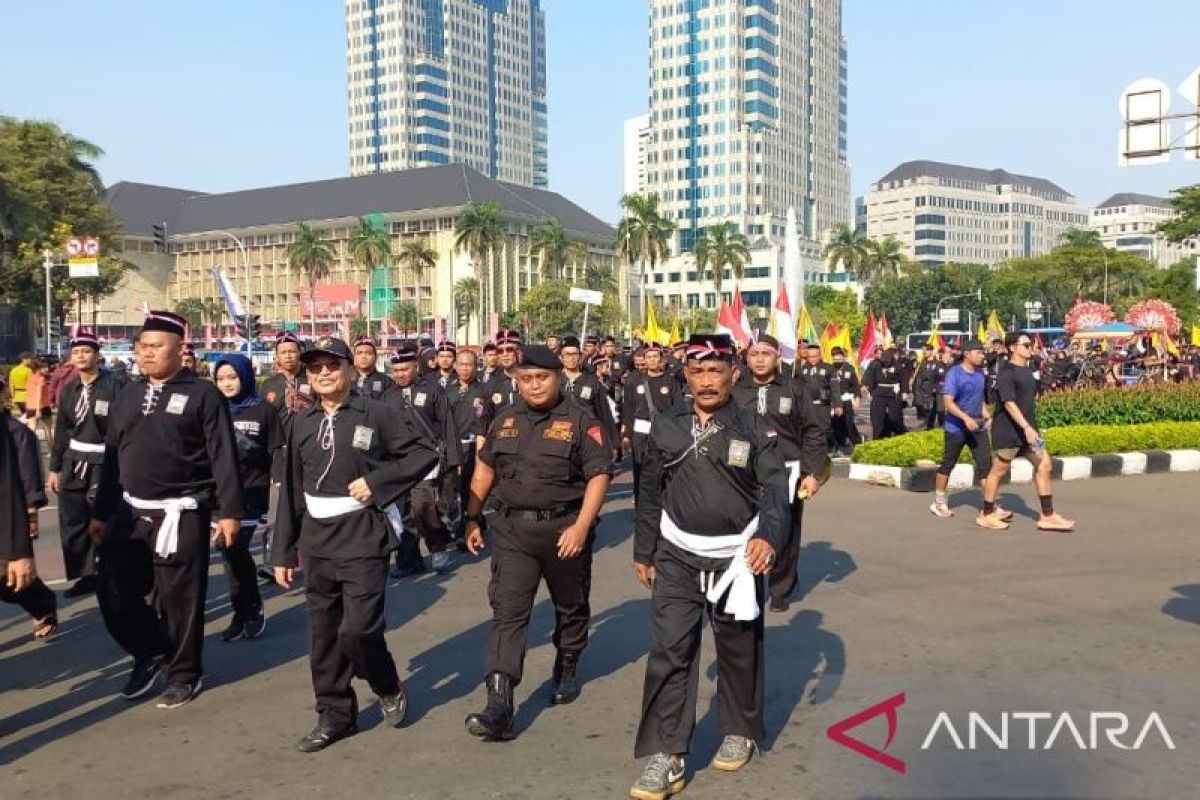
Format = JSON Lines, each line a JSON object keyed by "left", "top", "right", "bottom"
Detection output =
{"left": 1, "top": 0, "right": 1197, "bottom": 226}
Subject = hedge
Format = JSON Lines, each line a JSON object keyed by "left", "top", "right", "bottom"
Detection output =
{"left": 1035, "top": 383, "right": 1200, "bottom": 427}
{"left": 851, "top": 422, "right": 1200, "bottom": 467}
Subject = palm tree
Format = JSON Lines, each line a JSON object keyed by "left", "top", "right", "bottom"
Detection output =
{"left": 860, "top": 236, "right": 906, "bottom": 284}
{"left": 173, "top": 297, "right": 207, "bottom": 331}
{"left": 568, "top": 240, "right": 590, "bottom": 282}
{"left": 529, "top": 217, "right": 572, "bottom": 280}
{"left": 453, "top": 276, "right": 481, "bottom": 343}
{"left": 616, "top": 193, "right": 674, "bottom": 324}
{"left": 454, "top": 201, "right": 504, "bottom": 343}
{"left": 391, "top": 301, "right": 420, "bottom": 336}
{"left": 584, "top": 262, "right": 617, "bottom": 295}
{"left": 693, "top": 222, "right": 751, "bottom": 300}
{"left": 1060, "top": 227, "right": 1102, "bottom": 248}
{"left": 285, "top": 221, "right": 337, "bottom": 338}
{"left": 823, "top": 222, "right": 869, "bottom": 277}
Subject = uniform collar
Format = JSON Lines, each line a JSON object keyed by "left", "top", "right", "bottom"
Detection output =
{"left": 518, "top": 393, "right": 568, "bottom": 421}
{"left": 305, "top": 391, "right": 365, "bottom": 416}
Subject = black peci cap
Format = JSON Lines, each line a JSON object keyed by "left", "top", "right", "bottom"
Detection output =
{"left": 142, "top": 310, "right": 188, "bottom": 338}
{"left": 560, "top": 335, "right": 581, "bottom": 349}
{"left": 517, "top": 344, "right": 562, "bottom": 370}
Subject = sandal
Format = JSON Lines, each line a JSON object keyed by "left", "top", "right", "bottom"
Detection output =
{"left": 33, "top": 615, "right": 58, "bottom": 642}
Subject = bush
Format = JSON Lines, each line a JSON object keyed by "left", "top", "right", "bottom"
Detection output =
{"left": 851, "top": 422, "right": 1200, "bottom": 467}
{"left": 1035, "top": 383, "right": 1200, "bottom": 427}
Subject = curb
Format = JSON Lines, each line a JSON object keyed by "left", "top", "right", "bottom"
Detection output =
{"left": 834, "top": 449, "right": 1200, "bottom": 492}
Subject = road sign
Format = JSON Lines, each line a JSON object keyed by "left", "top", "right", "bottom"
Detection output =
{"left": 1181, "top": 67, "right": 1200, "bottom": 160}
{"left": 569, "top": 287, "right": 603, "bottom": 305}
{"left": 68, "top": 257, "right": 99, "bottom": 278}
{"left": 83, "top": 237, "right": 100, "bottom": 256}
{"left": 66, "top": 237, "right": 83, "bottom": 257}
{"left": 1119, "top": 78, "right": 1172, "bottom": 166}
{"left": 938, "top": 308, "right": 960, "bottom": 324}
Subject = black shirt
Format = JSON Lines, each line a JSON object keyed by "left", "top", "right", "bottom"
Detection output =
{"left": 634, "top": 399, "right": 789, "bottom": 567}
{"left": 863, "top": 360, "right": 903, "bottom": 397}
{"left": 991, "top": 361, "right": 1038, "bottom": 448}
{"left": 797, "top": 361, "right": 834, "bottom": 405}
{"left": 446, "top": 378, "right": 494, "bottom": 442}
{"left": 829, "top": 362, "right": 860, "bottom": 402}
{"left": 561, "top": 370, "right": 618, "bottom": 447}
{"left": 7, "top": 416, "right": 46, "bottom": 508}
{"left": 484, "top": 370, "right": 520, "bottom": 411}
{"left": 731, "top": 372, "right": 828, "bottom": 470}
{"left": 354, "top": 370, "right": 394, "bottom": 401}
{"left": 94, "top": 369, "right": 244, "bottom": 522}
{"left": 479, "top": 395, "right": 612, "bottom": 510}
{"left": 50, "top": 371, "right": 125, "bottom": 484}
{"left": 273, "top": 394, "right": 439, "bottom": 565}
{"left": 0, "top": 419, "right": 31, "bottom": 561}
{"left": 621, "top": 372, "right": 685, "bottom": 439}
{"left": 384, "top": 381, "right": 464, "bottom": 469}
{"left": 262, "top": 370, "right": 314, "bottom": 482}
{"left": 231, "top": 401, "right": 283, "bottom": 494}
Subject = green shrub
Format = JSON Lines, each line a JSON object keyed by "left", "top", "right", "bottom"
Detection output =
{"left": 851, "top": 422, "right": 1200, "bottom": 466}
{"left": 1035, "top": 383, "right": 1200, "bottom": 427}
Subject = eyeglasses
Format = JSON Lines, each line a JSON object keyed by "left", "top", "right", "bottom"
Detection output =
{"left": 305, "top": 361, "right": 342, "bottom": 374}
{"left": 1016, "top": 341, "right": 1032, "bottom": 348}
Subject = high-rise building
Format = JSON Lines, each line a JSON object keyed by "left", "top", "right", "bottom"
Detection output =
{"left": 346, "top": 0, "right": 548, "bottom": 187}
{"left": 865, "top": 160, "right": 1088, "bottom": 267}
{"left": 623, "top": 113, "right": 651, "bottom": 197}
{"left": 1089, "top": 193, "right": 1197, "bottom": 267}
{"left": 643, "top": 0, "right": 850, "bottom": 253}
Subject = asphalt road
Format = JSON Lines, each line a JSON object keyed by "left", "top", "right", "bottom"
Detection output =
{"left": 2, "top": 470, "right": 1198, "bottom": 799}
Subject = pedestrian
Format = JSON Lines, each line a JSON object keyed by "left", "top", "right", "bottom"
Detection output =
{"left": 23, "top": 359, "right": 54, "bottom": 444}
{"left": 977, "top": 332, "right": 1075, "bottom": 532}
{"left": 929, "top": 340, "right": 1007, "bottom": 520}
{"left": 484, "top": 329, "right": 523, "bottom": 410}
{"left": 212, "top": 353, "right": 281, "bottom": 641}
{"left": 446, "top": 347, "right": 493, "bottom": 542}
{"left": 621, "top": 343, "right": 684, "bottom": 502}
{"left": 480, "top": 342, "right": 499, "bottom": 383}
{"left": 352, "top": 336, "right": 393, "bottom": 400}
{"left": 559, "top": 335, "right": 619, "bottom": 457}
{"left": 861, "top": 346, "right": 906, "bottom": 439}
{"left": 7, "top": 352, "right": 34, "bottom": 414}
{"left": 828, "top": 347, "right": 861, "bottom": 456}
{"left": 89, "top": 310, "right": 245, "bottom": 708}
{"left": 429, "top": 339, "right": 457, "bottom": 387}
{"left": 260, "top": 332, "right": 313, "bottom": 580}
{"left": 0, "top": 416, "right": 58, "bottom": 642}
{"left": 271, "top": 336, "right": 439, "bottom": 752}
{"left": 48, "top": 332, "right": 126, "bottom": 597}
{"left": 1, "top": 377, "right": 48, "bottom": 548}
{"left": 629, "top": 334, "right": 789, "bottom": 798}
{"left": 461, "top": 344, "right": 612, "bottom": 739}
{"left": 912, "top": 344, "right": 936, "bottom": 424}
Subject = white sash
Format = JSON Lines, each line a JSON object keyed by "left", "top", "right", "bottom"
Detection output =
{"left": 304, "top": 493, "right": 404, "bottom": 541}
{"left": 69, "top": 438, "right": 106, "bottom": 454}
{"left": 784, "top": 460, "right": 801, "bottom": 500}
{"left": 124, "top": 493, "right": 199, "bottom": 558}
{"left": 660, "top": 511, "right": 761, "bottom": 621}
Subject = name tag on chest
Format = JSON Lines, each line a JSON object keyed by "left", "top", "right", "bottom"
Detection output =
{"left": 94, "top": 399, "right": 110, "bottom": 416}
{"left": 166, "top": 394, "right": 189, "bottom": 415}
{"left": 353, "top": 425, "right": 374, "bottom": 450}
{"left": 777, "top": 396, "right": 792, "bottom": 414}
{"left": 579, "top": 385, "right": 592, "bottom": 400}
{"left": 727, "top": 439, "right": 751, "bottom": 468}
{"left": 633, "top": 418, "right": 652, "bottom": 434}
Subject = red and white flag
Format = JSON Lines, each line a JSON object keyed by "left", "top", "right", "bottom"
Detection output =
{"left": 771, "top": 283, "right": 798, "bottom": 361}
{"left": 730, "top": 286, "right": 753, "bottom": 345}
{"left": 858, "top": 311, "right": 877, "bottom": 366}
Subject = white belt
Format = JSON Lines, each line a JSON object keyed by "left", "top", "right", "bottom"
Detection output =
{"left": 879, "top": 383, "right": 900, "bottom": 391}
{"left": 69, "top": 438, "right": 106, "bottom": 454}
{"left": 124, "top": 493, "right": 199, "bottom": 558}
{"left": 784, "top": 460, "right": 802, "bottom": 501}
{"left": 660, "top": 511, "right": 761, "bottom": 621}
{"left": 840, "top": 393, "right": 855, "bottom": 402}
{"left": 304, "top": 493, "right": 368, "bottom": 519}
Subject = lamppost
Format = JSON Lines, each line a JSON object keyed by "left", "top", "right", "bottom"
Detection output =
{"left": 42, "top": 249, "right": 54, "bottom": 353}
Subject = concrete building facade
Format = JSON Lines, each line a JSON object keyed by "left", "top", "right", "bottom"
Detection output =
{"left": 1089, "top": 192, "right": 1198, "bottom": 267}
{"left": 623, "top": 113, "right": 651, "bottom": 197}
{"left": 346, "top": 0, "right": 548, "bottom": 187}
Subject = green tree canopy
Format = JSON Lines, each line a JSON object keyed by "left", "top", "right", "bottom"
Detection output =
{"left": 693, "top": 222, "right": 750, "bottom": 298}
{"left": 285, "top": 222, "right": 336, "bottom": 337}
{"left": 529, "top": 217, "right": 571, "bottom": 279}
{"left": 1157, "top": 184, "right": 1200, "bottom": 243}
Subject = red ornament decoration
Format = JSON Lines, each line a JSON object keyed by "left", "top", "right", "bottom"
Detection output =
{"left": 1124, "top": 299, "right": 1180, "bottom": 335}
{"left": 1064, "top": 300, "right": 1115, "bottom": 334}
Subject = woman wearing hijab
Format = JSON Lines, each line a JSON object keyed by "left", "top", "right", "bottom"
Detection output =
{"left": 213, "top": 354, "right": 282, "bottom": 641}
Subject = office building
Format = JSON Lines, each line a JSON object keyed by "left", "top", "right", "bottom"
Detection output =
{"left": 346, "top": 0, "right": 548, "bottom": 187}
{"left": 1090, "top": 193, "right": 1198, "bottom": 267}
{"left": 623, "top": 113, "right": 651, "bottom": 197}
{"left": 865, "top": 160, "right": 1089, "bottom": 267}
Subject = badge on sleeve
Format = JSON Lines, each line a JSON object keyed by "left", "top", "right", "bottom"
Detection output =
{"left": 778, "top": 396, "right": 793, "bottom": 414}
{"left": 94, "top": 399, "right": 110, "bottom": 416}
{"left": 587, "top": 425, "right": 604, "bottom": 445}
{"left": 165, "top": 394, "right": 189, "bottom": 415}
{"left": 727, "top": 439, "right": 751, "bottom": 468}
{"left": 352, "top": 425, "right": 374, "bottom": 450}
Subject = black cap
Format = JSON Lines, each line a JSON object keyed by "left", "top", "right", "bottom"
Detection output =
{"left": 496, "top": 328, "right": 522, "bottom": 346}
{"left": 831, "top": 346, "right": 846, "bottom": 356}
{"left": 300, "top": 336, "right": 352, "bottom": 363}
{"left": 353, "top": 336, "right": 377, "bottom": 351}
{"left": 560, "top": 335, "right": 581, "bottom": 349}
{"left": 390, "top": 342, "right": 419, "bottom": 364}
{"left": 517, "top": 344, "right": 562, "bottom": 370}
{"left": 275, "top": 331, "right": 303, "bottom": 348}
{"left": 69, "top": 331, "right": 100, "bottom": 351}
{"left": 962, "top": 339, "right": 985, "bottom": 352}
{"left": 142, "top": 310, "right": 187, "bottom": 338}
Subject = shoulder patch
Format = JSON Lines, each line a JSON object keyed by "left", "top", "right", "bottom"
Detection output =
{"left": 586, "top": 424, "right": 604, "bottom": 445}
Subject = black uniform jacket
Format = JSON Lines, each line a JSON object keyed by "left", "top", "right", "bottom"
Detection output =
{"left": 272, "top": 394, "right": 439, "bottom": 566}
{"left": 561, "top": 370, "right": 618, "bottom": 446}
{"left": 634, "top": 399, "right": 789, "bottom": 569}
{"left": 0, "top": 419, "right": 32, "bottom": 560}
{"left": 354, "top": 369, "right": 394, "bottom": 401}
{"left": 93, "top": 369, "right": 244, "bottom": 523}
{"left": 446, "top": 378, "right": 493, "bottom": 442}
{"left": 384, "top": 381, "right": 464, "bottom": 469}
{"left": 50, "top": 370, "right": 126, "bottom": 487}
{"left": 731, "top": 372, "right": 828, "bottom": 473}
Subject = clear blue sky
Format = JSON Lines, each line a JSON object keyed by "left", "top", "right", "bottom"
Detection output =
{"left": 1, "top": 0, "right": 1197, "bottom": 225}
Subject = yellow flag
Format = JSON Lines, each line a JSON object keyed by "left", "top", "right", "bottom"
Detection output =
{"left": 644, "top": 303, "right": 669, "bottom": 346}
{"left": 796, "top": 304, "right": 819, "bottom": 344}
{"left": 668, "top": 317, "right": 682, "bottom": 345}
{"left": 977, "top": 321, "right": 988, "bottom": 342}
{"left": 820, "top": 323, "right": 839, "bottom": 363}
{"left": 1192, "top": 325, "right": 1200, "bottom": 346}
{"left": 986, "top": 310, "right": 1005, "bottom": 341}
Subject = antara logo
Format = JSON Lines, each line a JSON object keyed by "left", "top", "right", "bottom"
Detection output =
{"left": 826, "top": 692, "right": 907, "bottom": 774}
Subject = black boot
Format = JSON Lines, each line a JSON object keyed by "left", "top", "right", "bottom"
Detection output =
{"left": 465, "top": 672, "right": 514, "bottom": 740}
{"left": 550, "top": 652, "right": 581, "bottom": 705}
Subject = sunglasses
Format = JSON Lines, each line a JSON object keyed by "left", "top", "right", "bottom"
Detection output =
{"left": 1016, "top": 341, "right": 1032, "bottom": 348}
{"left": 305, "top": 361, "right": 343, "bottom": 374}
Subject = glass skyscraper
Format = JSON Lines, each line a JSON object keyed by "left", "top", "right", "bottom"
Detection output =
{"left": 346, "top": 0, "right": 548, "bottom": 187}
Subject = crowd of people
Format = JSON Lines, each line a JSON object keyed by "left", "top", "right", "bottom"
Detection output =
{"left": 2, "top": 311, "right": 1193, "bottom": 798}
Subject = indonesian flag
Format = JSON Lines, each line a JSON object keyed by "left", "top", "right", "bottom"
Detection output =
{"left": 877, "top": 312, "right": 894, "bottom": 348}
{"left": 731, "top": 285, "right": 753, "bottom": 345}
{"left": 858, "top": 311, "right": 877, "bottom": 366}
{"left": 716, "top": 301, "right": 741, "bottom": 340}
{"left": 771, "top": 283, "right": 798, "bottom": 361}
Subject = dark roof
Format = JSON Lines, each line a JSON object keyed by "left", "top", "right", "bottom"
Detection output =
{"left": 104, "top": 182, "right": 207, "bottom": 236}
{"left": 143, "top": 164, "right": 613, "bottom": 240}
{"left": 874, "top": 160, "right": 1072, "bottom": 198}
{"left": 1095, "top": 192, "right": 1169, "bottom": 209}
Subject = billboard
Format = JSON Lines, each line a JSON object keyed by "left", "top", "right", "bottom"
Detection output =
{"left": 299, "top": 283, "right": 361, "bottom": 318}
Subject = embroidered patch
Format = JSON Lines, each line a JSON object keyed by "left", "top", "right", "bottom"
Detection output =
{"left": 660, "top": 385, "right": 670, "bottom": 395}
{"left": 587, "top": 425, "right": 604, "bottom": 445}
{"left": 636, "top": 384, "right": 645, "bottom": 395}
{"left": 544, "top": 419, "right": 574, "bottom": 441}
{"left": 165, "top": 394, "right": 189, "bottom": 415}
{"left": 415, "top": 392, "right": 427, "bottom": 407}
{"left": 580, "top": 385, "right": 592, "bottom": 400}
{"left": 372, "top": 380, "right": 382, "bottom": 392}
{"left": 265, "top": 391, "right": 278, "bottom": 404}
{"left": 299, "top": 384, "right": 312, "bottom": 395}
{"left": 94, "top": 399, "right": 110, "bottom": 416}
{"left": 778, "top": 396, "right": 793, "bottom": 415}
{"left": 496, "top": 427, "right": 519, "bottom": 439}
{"left": 727, "top": 439, "right": 751, "bottom": 468}
{"left": 492, "top": 392, "right": 503, "bottom": 404}
{"left": 502, "top": 417, "right": 515, "bottom": 427}
{"left": 352, "top": 425, "right": 374, "bottom": 450}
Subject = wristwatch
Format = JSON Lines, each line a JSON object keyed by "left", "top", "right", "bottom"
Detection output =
{"left": 464, "top": 513, "right": 485, "bottom": 524}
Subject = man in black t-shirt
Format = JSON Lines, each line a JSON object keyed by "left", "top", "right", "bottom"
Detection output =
{"left": 977, "top": 332, "right": 1074, "bottom": 532}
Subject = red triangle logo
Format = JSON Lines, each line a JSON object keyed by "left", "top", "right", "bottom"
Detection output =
{"left": 826, "top": 692, "right": 907, "bottom": 774}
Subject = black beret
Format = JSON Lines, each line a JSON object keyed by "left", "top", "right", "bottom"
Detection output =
{"left": 517, "top": 344, "right": 562, "bottom": 370}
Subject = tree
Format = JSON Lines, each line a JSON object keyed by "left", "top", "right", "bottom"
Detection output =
{"left": 396, "top": 238, "right": 438, "bottom": 301}
{"left": 1157, "top": 184, "right": 1200, "bottom": 243}
{"left": 390, "top": 301, "right": 419, "bottom": 335}
{"left": 453, "top": 276, "right": 480, "bottom": 343}
{"left": 347, "top": 216, "right": 392, "bottom": 272}
{"left": 811, "top": 289, "right": 866, "bottom": 333}
{"left": 454, "top": 201, "right": 504, "bottom": 343}
{"left": 1060, "top": 227, "right": 1102, "bottom": 248}
{"left": 860, "top": 236, "right": 906, "bottom": 284}
{"left": 285, "top": 221, "right": 336, "bottom": 338}
{"left": 584, "top": 262, "right": 617, "bottom": 295}
{"left": 349, "top": 314, "right": 370, "bottom": 340}
{"left": 173, "top": 297, "right": 224, "bottom": 336}
{"left": 822, "top": 222, "right": 869, "bottom": 277}
{"left": 529, "top": 217, "right": 571, "bottom": 279}
{"left": 1143, "top": 258, "right": 1200, "bottom": 328}
{"left": 693, "top": 222, "right": 750, "bottom": 299}
{"left": 568, "top": 240, "right": 590, "bottom": 279}
{"left": 616, "top": 193, "right": 674, "bottom": 324}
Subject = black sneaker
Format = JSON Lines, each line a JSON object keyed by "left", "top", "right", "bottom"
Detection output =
{"left": 769, "top": 597, "right": 790, "bottom": 613}
{"left": 220, "top": 618, "right": 246, "bottom": 642}
{"left": 157, "top": 676, "right": 203, "bottom": 709}
{"left": 244, "top": 612, "right": 267, "bottom": 640}
{"left": 120, "top": 659, "right": 161, "bottom": 700}
{"left": 257, "top": 568, "right": 275, "bottom": 585}
{"left": 296, "top": 723, "right": 358, "bottom": 753}
{"left": 389, "top": 562, "right": 426, "bottom": 579}
{"left": 379, "top": 686, "right": 407, "bottom": 728}
{"left": 63, "top": 575, "right": 97, "bottom": 598}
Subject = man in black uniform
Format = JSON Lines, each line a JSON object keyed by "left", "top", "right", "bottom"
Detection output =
{"left": 480, "top": 342, "right": 500, "bottom": 383}
{"left": 429, "top": 339, "right": 457, "bottom": 388}
{"left": 828, "top": 347, "right": 861, "bottom": 456}
{"left": 485, "top": 329, "right": 523, "bottom": 410}
{"left": 387, "top": 342, "right": 463, "bottom": 575}
{"left": 446, "top": 348, "right": 493, "bottom": 540}
{"left": 462, "top": 345, "right": 612, "bottom": 739}
{"left": 559, "top": 335, "right": 619, "bottom": 454}
{"left": 862, "top": 346, "right": 906, "bottom": 440}
{"left": 260, "top": 332, "right": 313, "bottom": 579}
{"left": 352, "top": 335, "right": 393, "bottom": 400}
{"left": 911, "top": 344, "right": 937, "bottom": 426}
{"left": 1, "top": 417, "right": 58, "bottom": 640}
{"left": 603, "top": 336, "right": 631, "bottom": 404}
{"left": 48, "top": 331, "right": 124, "bottom": 597}
{"left": 90, "top": 310, "right": 244, "bottom": 708}
{"left": 272, "top": 337, "right": 439, "bottom": 752}
{"left": 629, "top": 335, "right": 789, "bottom": 798}
{"left": 732, "top": 334, "right": 828, "bottom": 613}
{"left": 797, "top": 343, "right": 834, "bottom": 448}
{"left": 621, "top": 343, "right": 684, "bottom": 502}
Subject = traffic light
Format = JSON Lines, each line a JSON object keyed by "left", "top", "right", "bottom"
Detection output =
{"left": 248, "top": 314, "right": 262, "bottom": 338}
{"left": 152, "top": 222, "right": 168, "bottom": 252}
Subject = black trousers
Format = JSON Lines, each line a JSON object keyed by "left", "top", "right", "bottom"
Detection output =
{"left": 58, "top": 487, "right": 98, "bottom": 580}
{"left": 635, "top": 541, "right": 765, "bottom": 758}
{"left": 870, "top": 393, "right": 906, "bottom": 439}
{"left": 97, "top": 506, "right": 210, "bottom": 685}
{"left": 0, "top": 562, "right": 57, "bottom": 621}
{"left": 220, "top": 525, "right": 263, "bottom": 620}
{"left": 768, "top": 495, "right": 804, "bottom": 604}
{"left": 305, "top": 555, "right": 400, "bottom": 730}
{"left": 395, "top": 478, "right": 451, "bottom": 568}
{"left": 829, "top": 403, "right": 861, "bottom": 451}
{"left": 485, "top": 512, "right": 589, "bottom": 686}
{"left": 456, "top": 442, "right": 478, "bottom": 534}
{"left": 924, "top": 397, "right": 945, "bottom": 430}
